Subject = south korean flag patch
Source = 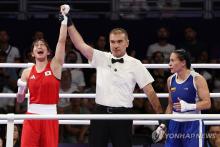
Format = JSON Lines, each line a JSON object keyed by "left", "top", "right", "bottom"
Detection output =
{"left": 44, "top": 71, "right": 51, "bottom": 76}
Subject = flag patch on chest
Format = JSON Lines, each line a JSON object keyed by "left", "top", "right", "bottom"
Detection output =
{"left": 171, "top": 87, "right": 176, "bottom": 92}
{"left": 44, "top": 71, "right": 51, "bottom": 76}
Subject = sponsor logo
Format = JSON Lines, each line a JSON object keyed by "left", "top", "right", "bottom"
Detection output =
{"left": 30, "top": 75, "right": 35, "bottom": 79}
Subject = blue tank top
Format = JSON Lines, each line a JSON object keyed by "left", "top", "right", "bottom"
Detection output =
{"left": 170, "top": 71, "right": 199, "bottom": 113}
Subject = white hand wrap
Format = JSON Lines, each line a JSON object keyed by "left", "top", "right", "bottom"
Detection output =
{"left": 62, "top": 4, "right": 70, "bottom": 15}
{"left": 179, "top": 99, "right": 196, "bottom": 112}
{"left": 61, "top": 4, "right": 70, "bottom": 25}
{"left": 61, "top": 15, "right": 68, "bottom": 25}
{"left": 17, "top": 79, "right": 27, "bottom": 103}
{"left": 17, "top": 79, "right": 27, "bottom": 94}
{"left": 152, "top": 124, "right": 166, "bottom": 143}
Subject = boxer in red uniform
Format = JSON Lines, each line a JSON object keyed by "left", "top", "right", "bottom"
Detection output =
{"left": 16, "top": 5, "right": 69, "bottom": 147}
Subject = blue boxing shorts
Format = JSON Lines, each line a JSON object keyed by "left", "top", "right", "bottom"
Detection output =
{"left": 165, "top": 119, "right": 204, "bottom": 147}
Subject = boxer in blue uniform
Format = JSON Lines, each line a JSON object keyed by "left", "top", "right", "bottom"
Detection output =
{"left": 152, "top": 49, "right": 211, "bottom": 147}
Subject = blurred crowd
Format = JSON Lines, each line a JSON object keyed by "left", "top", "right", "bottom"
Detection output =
{"left": 0, "top": 25, "right": 220, "bottom": 146}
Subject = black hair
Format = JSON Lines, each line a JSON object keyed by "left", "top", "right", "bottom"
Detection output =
{"left": 30, "top": 38, "right": 53, "bottom": 60}
{"left": 172, "top": 49, "right": 191, "bottom": 69}
{"left": 152, "top": 51, "right": 165, "bottom": 59}
{"left": 31, "top": 38, "right": 51, "bottom": 52}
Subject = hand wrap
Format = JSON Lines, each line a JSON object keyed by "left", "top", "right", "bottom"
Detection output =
{"left": 16, "top": 79, "right": 27, "bottom": 103}
{"left": 152, "top": 123, "right": 166, "bottom": 143}
{"left": 179, "top": 99, "right": 196, "bottom": 112}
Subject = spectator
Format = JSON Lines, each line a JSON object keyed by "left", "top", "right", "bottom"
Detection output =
{"left": 196, "top": 51, "right": 213, "bottom": 90}
{"left": 3, "top": 125, "right": 21, "bottom": 147}
{"left": 58, "top": 69, "right": 75, "bottom": 114}
{"left": 84, "top": 72, "right": 96, "bottom": 93}
{"left": 23, "top": 50, "right": 35, "bottom": 63}
{"left": 84, "top": 71, "right": 96, "bottom": 112}
{"left": 66, "top": 36, "right": 83, "bottom": 63}
{"left": 0, "top": 30, "right": 20, "bottom": 63}
{"left": 151, "top": 51, "right": 165, "bottom": 63}
{"left": 213, "top": 71, "right": 220, "bottom": 93}
{"left": 0, "top": 30, "right": 20, "bottom": 90}
{"left": 0, "top": 51, "right": 16, "bottom": 113}
{"left": 13, "top": 125, "right": 20, "bottom": 147}
{"left": 94, "top": 35, "right": 108, "bottom": 52}
{"left": 179, "top": 26, "right": 207, "bottom": 62}
{"left": 119, "top": 0, "right": 149, "bottom": 19}
{"left": 206, "top": 126, "right": 220, "bottom": 147}
{"left": 32, "top": 31, "right": 44, "bottom": 40}
{"left": 209, "top": 44, "right": 220, "bottom": 63}
{"left": 150, "top": 51, "right": 169, "bottom": 92}
{"left": 0, "top": 137, "right": 3, "bottom": 147}
{"left": 157, "top": 0, "right": 180, "bottom": 9}
{"left": 146, "top": 27, "right": 175, "bottom": 62}
{"left": 65, "top": 51, "right": 86, "bottom": 92}
{"left": 63, "top": 98, "right": 90, "bottom": 144}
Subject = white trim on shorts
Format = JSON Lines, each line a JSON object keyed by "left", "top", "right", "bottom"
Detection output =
{"left": 199, "top": 119, "right": 203, "bottom": 147}
{"left": 172, "top": 111, "right": 200, "bottom": 122}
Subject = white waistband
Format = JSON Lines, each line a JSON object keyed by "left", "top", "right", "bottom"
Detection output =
{"left": 28, "top": 104, "right": 57, "bottom": 115}
{"left": 172, "top": 111, "right": 200, "bottom": 122}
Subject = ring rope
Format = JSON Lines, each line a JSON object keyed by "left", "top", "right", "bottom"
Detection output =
{"left": 1, "top": 93, "right": 220, "bottom": 98}
{"left": 1, "top": 114, "right": 220, "bottom": 120}
{"left": 0, "top": 63, "right": 220, "bottom": 68}
{"left": 0, "top": 120, "right": 219, "bottom": 125}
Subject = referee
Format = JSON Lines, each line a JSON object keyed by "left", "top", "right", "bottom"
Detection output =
{"left": 60, "top": 4, "right": 163, "bottom": 147}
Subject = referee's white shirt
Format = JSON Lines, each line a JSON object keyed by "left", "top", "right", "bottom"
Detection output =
{"left": 90, "top": 49, "right": 154, "bottom": 108}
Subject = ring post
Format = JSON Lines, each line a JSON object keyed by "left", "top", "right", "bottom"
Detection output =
{"left": 6, "top": 113, "right": 15, "bottom": 147}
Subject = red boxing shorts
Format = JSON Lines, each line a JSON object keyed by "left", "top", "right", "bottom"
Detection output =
{"left": 21, "top": 118, "right": 58, "bottom": 147}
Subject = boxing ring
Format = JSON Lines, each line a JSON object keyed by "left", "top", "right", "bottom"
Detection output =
{"left": 0, "top": 63, "right": 220, "bottom": 147}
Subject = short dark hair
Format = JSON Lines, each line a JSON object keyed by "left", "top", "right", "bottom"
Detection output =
{"left": 31, "top": 38, "right": 51, "bottom": 52}
{"left": 30, "top": 38, "right": 53, "bottom": 60}
{"left": 109, "top": 28, "right": 129, "bottom": 40}
{"left": 172, "top": 49, "right": 191, "bottom": 69}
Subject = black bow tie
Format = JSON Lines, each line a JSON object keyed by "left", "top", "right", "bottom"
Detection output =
{"left": 111, "top": 58, "right": 124, "bottom": 64}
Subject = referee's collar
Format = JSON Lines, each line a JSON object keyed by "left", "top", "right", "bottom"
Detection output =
{"left": 111, "top": 53, "right": 128, "bottom": 60}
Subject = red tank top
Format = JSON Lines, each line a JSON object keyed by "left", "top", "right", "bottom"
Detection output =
{"left": 28, "top": 62, "right": 60, "bottom": 104}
